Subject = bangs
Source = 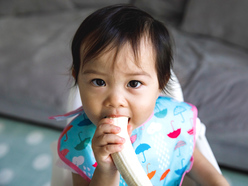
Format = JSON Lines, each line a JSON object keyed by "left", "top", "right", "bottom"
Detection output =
{"left": 78, "top": 11, "right": 153, "bottom": 69}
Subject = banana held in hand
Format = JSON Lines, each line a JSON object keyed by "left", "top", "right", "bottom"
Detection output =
{"left": 111, "top": 117, "right": 153, "bottom": 186}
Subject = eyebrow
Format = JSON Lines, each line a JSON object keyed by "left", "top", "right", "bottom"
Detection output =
{"left": 82, "top": 69, "right": 106, "bottom": 75}
{"left": 125, "top": 71, "right": 151, "bottom": 77}
{"left": 82, "top": 69, "right": 151, "bottom": 77}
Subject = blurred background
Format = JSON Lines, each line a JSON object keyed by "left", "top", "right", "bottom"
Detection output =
{"left": 0, "top": 0, "right": 248, "bottom": 185}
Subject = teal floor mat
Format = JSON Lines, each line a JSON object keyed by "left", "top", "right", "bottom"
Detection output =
{"left": 0, "top": 117, "right": 248, "bottom": 186}
{"left": 221, "top": 169, "right": 248, "bottom": 186}
{"left": 0, "top": 117, "right": 61, "bottom": 186}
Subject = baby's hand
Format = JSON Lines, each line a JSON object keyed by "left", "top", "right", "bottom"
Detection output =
{"left": 91, "top": 118, "right": 126, "bottom": 174}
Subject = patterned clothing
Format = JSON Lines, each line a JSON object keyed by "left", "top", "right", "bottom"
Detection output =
{"left": 54, "top": 96, "right": 197, "bottom": 186}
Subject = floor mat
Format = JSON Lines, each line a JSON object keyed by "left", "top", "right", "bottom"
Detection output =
{"left": 0, "top": 117, "right": 61, "bottom": 186}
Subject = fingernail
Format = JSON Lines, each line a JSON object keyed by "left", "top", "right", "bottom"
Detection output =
{"left": 120, "top": 137, "right": 125, "bottom": 143}
{"left": 108, "top": 119, "right": 114, "bottom": 124}
{"left": 119, "top": 144, "right": 124, "bottom": 150}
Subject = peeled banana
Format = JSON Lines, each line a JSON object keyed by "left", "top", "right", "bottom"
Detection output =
{"left": 111, "top": 117, "right": 153, "bottom": 186}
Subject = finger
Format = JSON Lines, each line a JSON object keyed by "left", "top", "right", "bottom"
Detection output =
{"left": 97, "top": 143, "right": 124, "bottom": 156}
{"left": 92, "top": 137, "right": 124, "bottom": 161}
{"left": 95, "top": 123, "right": 121, "bottom": 138}
{"left": 97, "top": 133, "right": 125, "bottom": 147}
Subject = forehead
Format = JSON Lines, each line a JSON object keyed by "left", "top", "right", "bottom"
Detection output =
{"left": 80, "top": 36, "right": 156, "bottom": 72}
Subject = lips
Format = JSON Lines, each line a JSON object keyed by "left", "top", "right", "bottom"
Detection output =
{"left": 104, "top": 115, "right": 130, "bottom": 123}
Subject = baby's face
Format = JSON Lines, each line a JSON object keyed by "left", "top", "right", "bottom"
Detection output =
{"left": 78, "top": 38, "right": 161, "bottom": 130}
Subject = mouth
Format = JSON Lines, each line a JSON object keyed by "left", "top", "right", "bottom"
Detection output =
{"left": 104, "top": 116, "right": 131, "bottom": 123}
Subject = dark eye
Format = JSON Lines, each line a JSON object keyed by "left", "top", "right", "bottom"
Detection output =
{"left": 128, "top": 80, "right": 142, "bottom": 88}
{"left": 92, "top": 79, "right": 106, "bottom": 87}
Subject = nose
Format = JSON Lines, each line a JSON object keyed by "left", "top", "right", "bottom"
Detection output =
{"left": 103, "top": 89, "right": 128, "bottom": 108}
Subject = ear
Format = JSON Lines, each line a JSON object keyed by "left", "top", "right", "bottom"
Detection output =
{"left": 72, "top": 67, "right": 76, "bottom": 80}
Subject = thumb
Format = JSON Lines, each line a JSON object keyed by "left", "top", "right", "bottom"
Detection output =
{"left": 127, "top": 125, "right": 133, "bottom": 137}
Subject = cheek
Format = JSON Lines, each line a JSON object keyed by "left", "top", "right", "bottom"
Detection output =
{"left": 78, "top": 89, "right": 100, "bottom": 125}
{"left": 132, "top": 96, "right": 157, "bottom": 126}
{"left": 81, "top": 102, "right": 99, "bottom": 126}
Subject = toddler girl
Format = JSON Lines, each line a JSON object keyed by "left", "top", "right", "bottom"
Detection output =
{"left": 53, "top": 4, "right": 229, "bottom": 186}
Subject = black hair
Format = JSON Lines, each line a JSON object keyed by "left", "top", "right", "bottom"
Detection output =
{"left": 71, "top": 4, "right": 173, "bottom": 91}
